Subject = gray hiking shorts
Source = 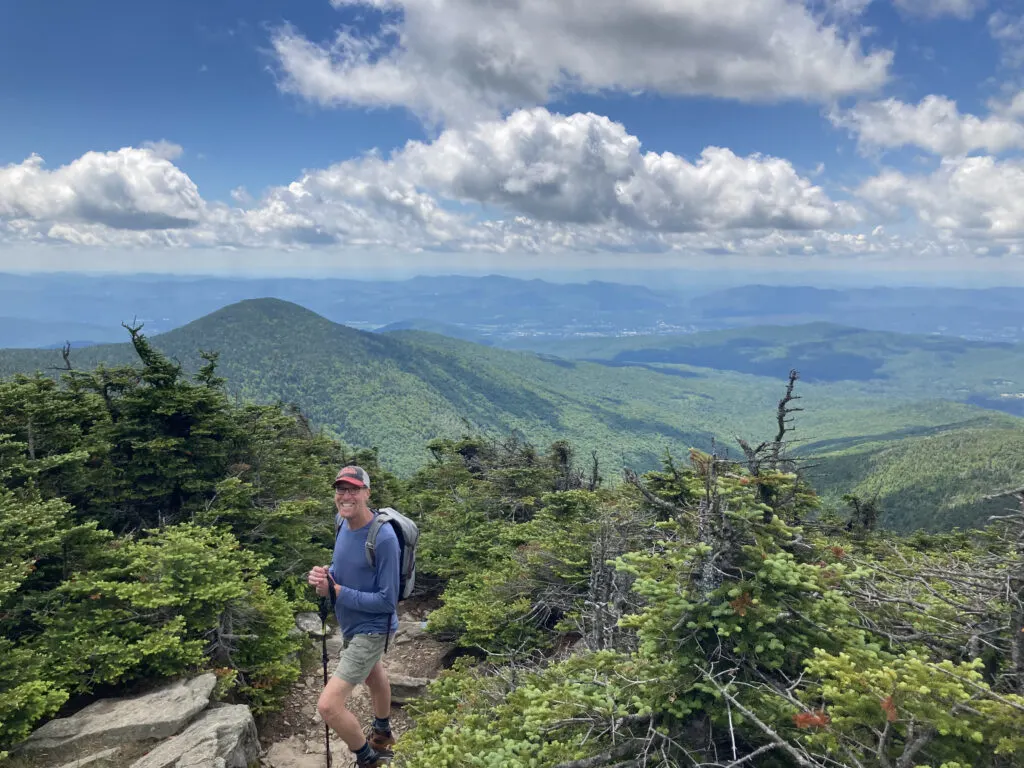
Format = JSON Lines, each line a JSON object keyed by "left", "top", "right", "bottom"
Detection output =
{"left": 333, "top": 632, "right": 395, "bottom": 685}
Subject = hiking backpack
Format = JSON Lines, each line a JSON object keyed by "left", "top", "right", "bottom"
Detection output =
{"left": 336, "top": 507, "right": 419, "bottom": 601}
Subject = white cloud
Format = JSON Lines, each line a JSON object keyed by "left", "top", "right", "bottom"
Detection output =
{"left": 20, "top": 111, "right": 1024, "bottom": 266}
{"left": 0, "top": 148, "right": 203, "bottom": 231}
{"left": 989, "top": 11, "right": 1024, "bottom": 67}
{"left": 272, "top": 0, "right": 892, "bottom": 124}
{"left": 829, "top": 95, "right": 1024, "bottom": 156}
{"left": 894, "top": 0, "right": 985, "bottom": 18}
{"left": 858, "top": 155, "right": 1024, "bottom": 237}
{"left": 142, "top": 140, "right": 185, "bottom": 161}
{"left": 271, "top": 108, "right": 856, "bottom": 235}
{"left": 0, "top": 111, "right": 854, "bottom": 253}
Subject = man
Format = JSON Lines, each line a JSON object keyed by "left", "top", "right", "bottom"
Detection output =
{"left": 308, "top": 465, "right": 400, "bottom": 768}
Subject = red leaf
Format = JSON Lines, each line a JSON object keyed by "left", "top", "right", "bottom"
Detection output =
{"left": 880, "top": 696, "right": 898, "bottom": 722}
{"left": 793, "top": 710, "right": 830, "bottom": 729}
{"left": 730, "top": 593, "right": 753, "bottom": 617}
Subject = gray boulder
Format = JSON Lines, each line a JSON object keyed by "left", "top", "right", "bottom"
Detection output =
{"left": 295, "top": 613, "right": 327, "bottom": 638}
{"left": 389, "top": 674, "right": 431, "bottom": 705}
{"left": 130, "top": 705, "right": 259, "bottom": 768}
{"left": 325, "top": 631, "right": 344, "bottom": 657}
{"left": 393, "top": 620, "right": 429, "bottom": 645}
{"left": 17, "top": 674, "right": 217, "bottom": 756}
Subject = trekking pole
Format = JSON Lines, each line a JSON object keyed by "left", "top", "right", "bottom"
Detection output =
{"left": 318, "top": 588, "right": 333, "bottom": 768}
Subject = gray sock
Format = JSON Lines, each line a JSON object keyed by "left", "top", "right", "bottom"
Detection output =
{"left": 353, "top": 741, "right": 377, "bottom": 763}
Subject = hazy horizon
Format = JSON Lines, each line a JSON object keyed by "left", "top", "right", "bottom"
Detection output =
{"left": 6, "top": 260, "right": 1024, "bottom": 292}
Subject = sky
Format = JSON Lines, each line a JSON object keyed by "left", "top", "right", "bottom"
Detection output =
{"left": 5, "top": 0, "right": 1024, "bottom": 285}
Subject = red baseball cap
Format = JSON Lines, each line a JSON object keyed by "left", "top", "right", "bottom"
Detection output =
{"left": 334, "top": 465, "right": 370, "bottom": 489}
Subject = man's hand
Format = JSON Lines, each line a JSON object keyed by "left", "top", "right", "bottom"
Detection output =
{"left": 307, "top": 565, "right": 332, "bottom": 597}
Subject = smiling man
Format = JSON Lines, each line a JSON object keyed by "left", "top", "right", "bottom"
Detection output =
{"left": 308, "top": 465, "right": 400, "bottom": 767}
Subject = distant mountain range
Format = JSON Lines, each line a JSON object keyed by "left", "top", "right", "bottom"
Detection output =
{"left": 0, "top": 272, "right": 690, "bottom": 348}
{"left": 2, "top": 297, "right": 1023, "bottom": 532}
{"left": 685, "top": 284, "right": 1024, "bottom": 342}
{"left": 1, "top": 272, "right": 1023, "bottom": 349}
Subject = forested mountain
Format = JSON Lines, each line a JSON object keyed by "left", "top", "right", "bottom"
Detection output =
{"left": 0, "top": 298, "right": 732, "bottom": 476}
{"left": 3, "top": 332, "right": 1024, "bottom": 767}
{"left": 3, "top": 299, "right": 1023, "bottom": 532}
{"left": 803, "top": 415, "right": 1024, "bottom": 531}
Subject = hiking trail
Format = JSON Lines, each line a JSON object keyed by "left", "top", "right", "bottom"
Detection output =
{"left": 259, "top": 599, "right": 450, "bottom": 768}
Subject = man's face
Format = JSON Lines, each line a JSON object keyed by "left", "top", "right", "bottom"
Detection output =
{"left": 334, "top": 483, "right": 369, "bottom": 517}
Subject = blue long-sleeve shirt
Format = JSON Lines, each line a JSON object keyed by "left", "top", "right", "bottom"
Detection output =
{"left": 329, "top": 514, "right": 400, "bottom": 638}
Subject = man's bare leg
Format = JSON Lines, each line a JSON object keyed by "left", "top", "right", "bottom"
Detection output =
{"left": 317, "top": 677, "right": 366, "bottom": 750}
{"left": 365, "top": 661, "right": 392, "bottom": 720}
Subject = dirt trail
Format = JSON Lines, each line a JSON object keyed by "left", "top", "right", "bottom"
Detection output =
{"left": 258, "top": 600, "right": 449, "bottom": 768}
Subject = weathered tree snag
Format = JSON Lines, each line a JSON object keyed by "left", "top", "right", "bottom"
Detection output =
{"left": 736, "top": 369, "right": 802, "bottom": 524}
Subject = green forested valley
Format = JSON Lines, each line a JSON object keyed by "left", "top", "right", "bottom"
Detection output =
{"left": 3, "top": 321, "right": 1024, "bottom": 767}
{"left": 3, "top": 298, "right": 1024, "bottom": 532}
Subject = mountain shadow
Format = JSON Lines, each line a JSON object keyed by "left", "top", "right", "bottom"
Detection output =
{"left": 612, "top": 338, "right": 886, "bottom": 382}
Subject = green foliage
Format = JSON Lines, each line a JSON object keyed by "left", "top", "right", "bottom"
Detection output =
{"left": 0, "top": 641, "right": 67, "bottom": 759}
{"left": 405, "top": 436, "right": 606, "bottom": 652}
{"left": 398, "top": 447, "right": 1024, "bottom": 767}
{"left": 0, "top": 476, "right": 73, "bottom": 602}
{"left": 34, "top": 524, "right": 295, "bottom": 694}
{"left": 0, "top": 327, "right": 341, "bottom": 754}
{"left": 397, "top": 652, "right": 638, "bottom": 768}
{"left": 802, "top": 650, "right": 1024, "bottom": 765}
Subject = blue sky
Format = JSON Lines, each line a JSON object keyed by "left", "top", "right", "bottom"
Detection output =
{"left": 3, "top": 0, "right": 1024, "bottom": 284}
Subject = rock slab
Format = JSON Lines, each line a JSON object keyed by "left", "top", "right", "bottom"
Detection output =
{"left": 52, "top": 747, "right": 122, "bottom": 768}
{"left": 17, "top": 674, "right": 218, "bottom": 755}
{"left": 130, "top": 704, "right": 259, "bottom": 768}
{"left": 389, "top": 674, "right": 431, "bottom": 705}
{"left": 262, "top": 736, "right": 325, "bottom": 768}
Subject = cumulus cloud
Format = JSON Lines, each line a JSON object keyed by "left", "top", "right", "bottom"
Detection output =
{"left": 273, "top": 108, "right": 856, "bottom": 235}
{"left": 0, "top": 111, "right": 855, "bottom": 252}
{"left": 858, "top": 155, "right": 1024, "bottom": 237}
{"left": 8, "top": 133, "right": 1012, "bottom": 266}
{"left": 829, "top": 95, "right": 1024, "bottom": 156}
{"left": 271, "top": 0, "right": 892, "bottom": 124}
{"left": 0, "top": 147, "right": 203, "bottom": 231}
{"left": 893, "top": 0, "right": 985, "bottom": 18}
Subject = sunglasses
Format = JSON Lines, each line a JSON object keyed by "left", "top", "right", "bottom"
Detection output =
{"left": 334, "top": 486, "right": 364, "bottom": 495}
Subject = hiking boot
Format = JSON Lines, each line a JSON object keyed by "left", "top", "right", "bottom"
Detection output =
{"left": 367, "top": 727, "right": 396, "bottom": 754}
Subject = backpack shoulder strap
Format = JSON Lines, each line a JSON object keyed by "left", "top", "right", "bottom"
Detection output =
{"left": 365, "top": 509, "right": 390, "bottom": 568}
